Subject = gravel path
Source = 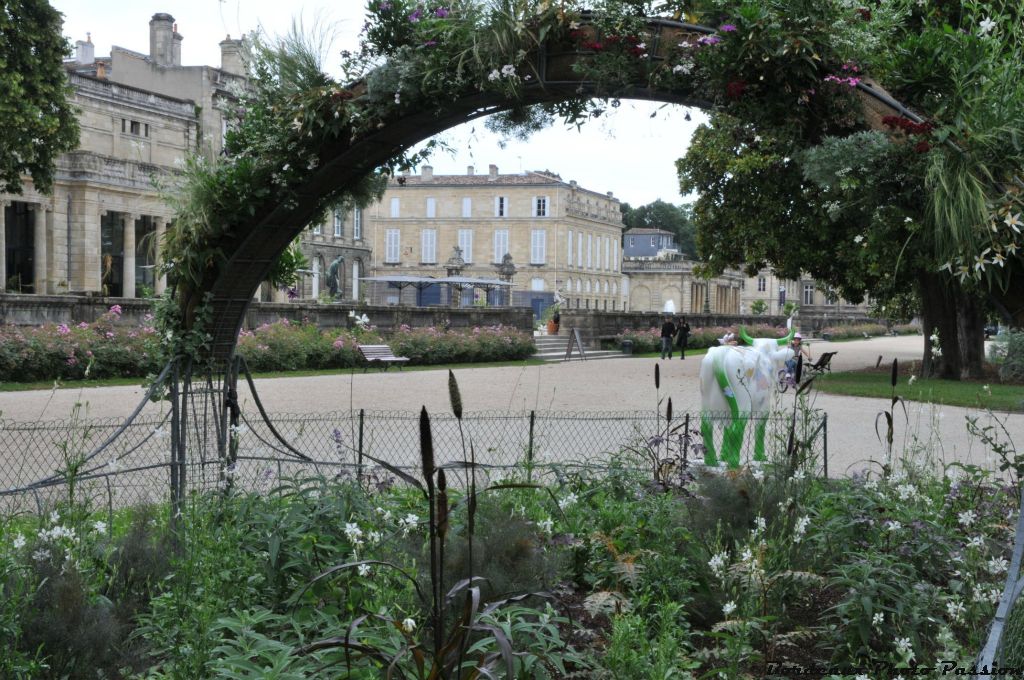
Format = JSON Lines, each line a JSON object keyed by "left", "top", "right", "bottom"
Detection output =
{"left": 1, "top": 335, "right": 1020, "bottom": 478}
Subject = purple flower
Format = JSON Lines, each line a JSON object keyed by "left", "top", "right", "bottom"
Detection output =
{"left": 287, "top": 287, "right": 299, "bottom": 300}
{"left": 434, "top": 7, "right": 449, "bottom": 18}
{"left": 109, "top": 304, "right": 123, "bottom": 315}
{"left": 379, "top": 1, "right": 392, "bottom": 10}
{"left": 697, "top": 35, "right": 722, "bottom": 45}
{"left": 57, "top": 323, "right": 70, "bottom": 335}
{"left": 77, "top": 321, "right": 89, "bottom": 329}
{"left": 408, "top": 9, "right": 422, "bottom": 22}
{"left": 423, "top": 40, "right": 437, "bottom": 46}
{"left": 720, "top": 24, "right": 737, "bottom": 32}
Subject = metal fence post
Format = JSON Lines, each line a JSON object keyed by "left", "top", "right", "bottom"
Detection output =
{"left": 682, "top": 413, "right": 690, "bottom": 465}
{"left": 358, "top": 408, "right": 365, "bottom": 478}
{"left": 169, "top": 358, "right": 181, "bottom": 525}
{"left": 823, "top": 412, "right": 828, "bottom": 479}
{"left": 527, "top": 410, "right": 536, "bottom": 483}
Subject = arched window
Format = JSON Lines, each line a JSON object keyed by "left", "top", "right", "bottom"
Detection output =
{"left": 574, "top": 279, "right": 581, "bottom": 293}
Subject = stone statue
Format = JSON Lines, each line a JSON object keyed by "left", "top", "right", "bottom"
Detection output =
{"left": 326, "top": 256, "right": 343, "bottom": 296}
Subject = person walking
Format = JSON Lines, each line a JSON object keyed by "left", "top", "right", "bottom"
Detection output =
{"left": 675, "top": 316, "right": 691, "bottom": 359}
{"left": 660, "top": 316, "right": 677, "bottom": 359}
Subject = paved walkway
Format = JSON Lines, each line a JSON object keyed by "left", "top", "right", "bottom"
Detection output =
{"left": 1, "top": 335, "right": 1020, "bottom": 478}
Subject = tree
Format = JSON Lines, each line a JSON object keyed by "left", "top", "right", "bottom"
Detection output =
{"left": 620, "top": 199, "right": 697, "bottom": 257}
{"left": 0, "top": 0, "right": 80, "bottom": 195}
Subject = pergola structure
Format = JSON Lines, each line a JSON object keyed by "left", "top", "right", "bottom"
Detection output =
{"left": 359, "top": 275, "right": 514, "bottom": 307}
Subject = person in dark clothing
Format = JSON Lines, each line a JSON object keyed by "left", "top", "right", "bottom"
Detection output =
{"left": 675, "top": 316, "right": 691, "bottom": 359}
{"left": 660, "top": 316, "right": 677, "bottom": 359}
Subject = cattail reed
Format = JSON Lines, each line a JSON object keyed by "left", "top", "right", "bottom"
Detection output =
{"left": 655, "top": 363, "right": 660, "bottom": 390}
{"left": 448, "top": 369, "right": 463, "bottom": 420}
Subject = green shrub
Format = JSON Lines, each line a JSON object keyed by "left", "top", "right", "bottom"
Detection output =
{"left": 998, "top": 330, "right": 1024, "bottom": 383}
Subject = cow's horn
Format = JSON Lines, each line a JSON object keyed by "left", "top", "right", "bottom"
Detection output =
{"left": 738, "top": 327, "right": 755, "bottom": 345}
{"left": 777, "top": 328, "right": 795, "bottom": 346}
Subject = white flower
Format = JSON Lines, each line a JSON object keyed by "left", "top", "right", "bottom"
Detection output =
{"left": 945, "top": 598, "right": 966, "bottom": 623}
{"left": 793, "top": 515, "right": 810, "bottom": 543}
{"left": 487, "top": 69, "right": 501, "bottom": 81}
{"left": 979, "top": 16, "right": 997, "bottom": 35}
{"left": 678, "top": 41, "right": 691, "bottom": 48}
{"left": 872, "top": 612, "right": 883, "bottom": 627}
{"left": 32, "top": 548, "right": 50, "bottom": 562}
{"left": 754, "top": 516, "right": 766, "bottom": 533}
{"left": 855, "top": 674, "right": 870, "bottom": 680}
{"left": 957, "top": 510, "right": 977, "bottom": 527}
{"left": 402, "top": 617, "right": 416, "bottom": 633}
{"left": 864, "top": 478, "right": 878, "bottom": 491}
{"left": 722, "top": 601, "right": 737, "bottom": 616}
{"left": 500, "top": 64, "right": 517, "bottom": 77}
{"left": 708, "top": 551, "right": 729, "bottom": 577}
{"left": 537, "top": 518, "right": 554, "bottom": 534}
{"left": 367, "top": 530, "right": 382, "bottom": 544}
{"left": 904, "top": 216, "right": 914, "bottom": 223}
{"left": 740, "top": 548, "right": 753, "bottom": 563}
{"left": 854, "top": 235, "right": 864, "bottom": 244}
{"left": 394, "top": 92, "right": 401, "bottom": 104}
{"left": 908, "top": 375, "right": 917, "bottom": 385}
{"left": 558, "top": 492, "right": 578, "bottom": 510}
{"left": 792, "top": 469, "right": 806, "bottom": 481}
{"left": 49, "top": 511, "right": 60, "bottom": 524}
{"left": 12, "top": 534, "right": 26, "bottom": 549}
{"left": 887, "top": 520, "right": 902, "bottom": 532}
{"left": 895, "top": 484, "right": 916, "bottom": 501}
{"left": 1006, "top": 213, "right": 1022, "bottom": 233}
{"left": 896, "top": 636, "right": 914, "bottom": 660}
{"left": 93, "top": 521, "right": 107, "bottom": 535}
{"left": 988, "top": 556, "right": 1009, "bottom": 574}
{"left": 967, "top": 535, "right": 984, "bottom": 550}
{"left": 344, "top": 522, "right": 364, "bottom": 544}
{"left": 751, "top": 467, "right": 765, "bottom": 481}
{"left": 672, "top": 62, "right": 694, "bottom": 75}
{"left": 357, "top": 564, "right": 372, "bottom": 577}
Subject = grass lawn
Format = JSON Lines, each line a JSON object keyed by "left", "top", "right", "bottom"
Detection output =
{"left": 0, "top": 358, "right": 547, "bottom": 393}
{"left": 816, "top": 365, "right": 1024, "bottom": 413}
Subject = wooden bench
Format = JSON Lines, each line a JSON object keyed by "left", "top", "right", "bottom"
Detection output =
{"left": 357, "top": 344, "right": 410, "bottom": 372}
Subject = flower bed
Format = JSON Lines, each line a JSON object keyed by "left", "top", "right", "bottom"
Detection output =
{"left": 0, "top": 306, "right": 163, "bottom": 382}
{"left": 613, "top": 324, "right": 790, "bottom": 353}
{"left": 0, "top": 313, "right": 535, "bottom": 382}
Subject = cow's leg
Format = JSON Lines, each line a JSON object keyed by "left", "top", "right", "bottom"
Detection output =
{"left": 753, "top": 416, "right": 768, "bottom": 462}
{"left": 723, "top": 416, "right": 746, "bottom": 468}
{"left": 712, "top": 353, "right": 743, "bottom": 468}
{"left": 701, "top": 412, "right": 718, "bottom": 466}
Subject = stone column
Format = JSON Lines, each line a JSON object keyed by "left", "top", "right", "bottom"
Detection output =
{"left": 0, "top": 201, "right": 7, "bottom": 292}
{"left": 154, "top": 216, "right": 167, "bottom": 295}
{"left": 122, "top": 213, "right": 137, "bottom": 298}
{"left": 33, "top": 204, "right": 48, "bottom": 295}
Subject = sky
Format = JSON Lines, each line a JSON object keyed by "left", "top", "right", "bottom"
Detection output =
{"left": 51, "top": 0, "right": 706, "bottom": 206}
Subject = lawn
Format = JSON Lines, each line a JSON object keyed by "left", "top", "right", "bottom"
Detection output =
{"left": 815, "top": 366, "right": 1024, "bottom": 412}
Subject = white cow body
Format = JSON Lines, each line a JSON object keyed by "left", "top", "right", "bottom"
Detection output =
{"left": 699, "top": 333, "right": 794, "bottom": 467}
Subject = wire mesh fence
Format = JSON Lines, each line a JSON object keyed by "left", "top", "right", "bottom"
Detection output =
{"left": 1, "top": 407, "right": 828, "bottom": 516}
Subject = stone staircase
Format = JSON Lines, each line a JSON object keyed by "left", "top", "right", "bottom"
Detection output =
{"left": 532, "top": 332, "right": 626, "bottom": 362}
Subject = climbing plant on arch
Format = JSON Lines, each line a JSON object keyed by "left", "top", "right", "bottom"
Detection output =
{"left": 159, "top": 0, "right": 1016, "bottom": 366}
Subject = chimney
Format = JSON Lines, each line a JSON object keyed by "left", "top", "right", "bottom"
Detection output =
{"left": 149, "top": 13, "right": 175, "bottom": 66}
{"left": 570, "top": 180, "right": 578, "bottom": 190}
{"left": 421, "top": 165, "right": 433, "bottom": 181}
{"left": 96, "top": 61, "right": 107, "bottom": 79}
{"left": 488, "top": 164, "right": 498, "bottom": 181}
{"left": 75, "top": 33, "right": 94, "bottom": 64}
{"left": 220, "top": 34, "right": 245, "bottom": 75}
{"left": 466, "top": 165, "right": 475, "bottom": 175}
{"left": 607, "top": 191, "right": 614, "bottom": 198}
{"left": 172, "top": 23, "right": 183, "bottom": 66}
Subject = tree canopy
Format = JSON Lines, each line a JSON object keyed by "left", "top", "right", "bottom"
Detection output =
{"left": 0, "top": 0, "right": 79, "bottom": 195}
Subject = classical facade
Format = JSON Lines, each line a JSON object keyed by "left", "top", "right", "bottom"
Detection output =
{"left": 622, "top": 256, "right": 744, "bottom": 314}
{"left": 291, "top": 207, "right": 372, "bottom": 303}
{"left": 1, "top": 14, "right": 242, "bottom": 298}
{"left": 359, "top": 165, "right": 625, "bottom": 315}
{"left": 741, "top": 268, "right": 871, "bottom": 318}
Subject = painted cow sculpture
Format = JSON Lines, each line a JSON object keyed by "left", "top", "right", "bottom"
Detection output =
{"left": 699, "top": 328, "right": 795, "bottom": 467}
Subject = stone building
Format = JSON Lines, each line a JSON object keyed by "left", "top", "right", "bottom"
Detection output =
{"left": 1, "top": 14, "right": 242, "bottom": 298}
{"left": 359, "top": 165, "right": 625, "bottom": 317}
{"left": 622, "top": 227, "right": 679, "bottom": 258}
{"left": 622, "top": 256, "right": 744, "bottom": 314}
{"left": 741, "top": 268, "right": 871, "bottom": 318}
{"left": 291, "top": 207, "right": 372, "bottom": 303}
